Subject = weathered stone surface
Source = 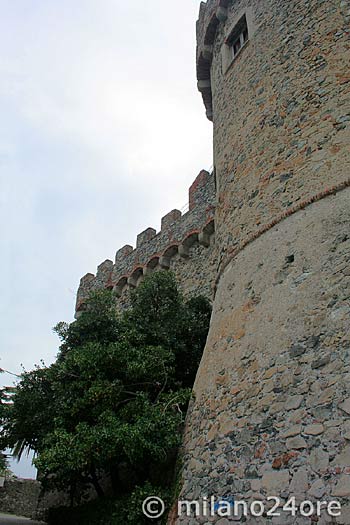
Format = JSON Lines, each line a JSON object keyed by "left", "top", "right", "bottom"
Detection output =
{"left": 308, "top": 478, "right": 326, "bottom": 498}
{"left": 0, "top": 479, "right": 69, "bottom": 521}
{"left": 172, "top": 0, "right": 350, "bottom": 525}
{"left": 304, "top": 424, "right": 324, "bottom": 436}
{"left": 311, "top": 355, "right": 331, "bottom": 369}
{"left": 280, "top": 425, "right": 302, "bottom": 439}
{"left": 262, "top": 470, "right": 290, "bottom": 493}
{"left": 289, "top": 468, "right": 308, "bottom": 496}
{"left": 336, "top": 504, "right": 350, "bottom": 524}
{"left": 0, "top": 480, "right": 41, "bottom": 519}
{"left": 286, "top": 436, "right": 307, "bottom": 450}
{"left": 309, "top": 448, "right": 329, "bottom": 472}
{"left": 331, "top": 475, "right": 350, "bottom": 497}
{"left": 339, "top": 398, "right": 350, "bottom": 415}
{"left": 331, "top": 445, "right": 350, "bottom": 467}
{"left": 285, "top": 396, "right": 304, "bottom": 411}
{"left": 175, "top": 187, "right": 350, "bottom": 522}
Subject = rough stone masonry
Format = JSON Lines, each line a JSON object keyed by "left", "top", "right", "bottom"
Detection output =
{"left": 172, "top": 0, "right": 350, "bottom": 524}
{"left": 74, "top": 0, "right": 350, "bottom": 523}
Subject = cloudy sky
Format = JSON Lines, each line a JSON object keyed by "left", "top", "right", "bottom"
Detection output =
{"left": 0, "top": 0, "right": 212, "bottom": 477}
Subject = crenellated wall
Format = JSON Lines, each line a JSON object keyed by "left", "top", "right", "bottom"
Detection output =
{"left": 75, "top": 170, "right": 216, "bottom": 316}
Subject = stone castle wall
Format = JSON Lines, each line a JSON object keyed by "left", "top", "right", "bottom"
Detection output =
{"left": 75, "top": 170, "right": 217, "bottom": 315}
{"left": 174, "top": 0, "right": 350, "bottom": 523}
{"left": 0, "top": 479, "right": 41, "bottom": 519}
{"left": 0, "top": 478, "right": 69, "bottom": 521}
{"left": 197, "top": 0, "right": 350, "bottom": 270}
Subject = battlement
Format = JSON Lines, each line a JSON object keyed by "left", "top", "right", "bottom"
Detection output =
{"left": 196, "top": 0, "right": 230, "bottom": 120}
{"left": 75, "top": 170, "right": 216, "bottom": 316}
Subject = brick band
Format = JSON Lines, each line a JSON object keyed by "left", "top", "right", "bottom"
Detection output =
{"left": 215, "top": 178, "right": 350, "bottom": 292}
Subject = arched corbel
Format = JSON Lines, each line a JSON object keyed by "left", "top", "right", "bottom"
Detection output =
{"left": 216, "top": 6, "right": 228, "bottom": 22}
{"left": 159, "top": 256, "right": 171, "bottom": 269}
{"left": 128, "top": 267, "right": 144, "bottom": 288}
{"left": 163, "top": 244, "right": 179, "bottom": 259}
{"left": 198, "top": 231, "right": 211, "bottom": 247}
{"left": 203, "top": 218, "right": 215, "bottom": 236}
{"left": 178, "top": 245, "right": 190, "bottom": 259}
{"left": 113, "top": 276, "right": 128, "bottom": 298}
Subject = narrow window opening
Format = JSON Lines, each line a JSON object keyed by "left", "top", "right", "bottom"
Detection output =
{"left": 227, "top": 15, "right": 249, "bottom": 60}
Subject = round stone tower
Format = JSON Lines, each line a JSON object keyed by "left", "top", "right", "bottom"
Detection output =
{"left": 175, "top": 0, "right": 350, "bottom": 523}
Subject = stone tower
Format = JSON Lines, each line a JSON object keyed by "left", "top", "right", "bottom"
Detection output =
{"left": 175, "top": 0, "right": 350, "bottom": 523}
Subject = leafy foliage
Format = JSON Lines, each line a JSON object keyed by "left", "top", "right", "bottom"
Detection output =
{"left": 0, "top": 455, "right": 6, "bottom": 472}
{"left": 0, "top": 271, "right": 211, "bottom": 520}
{"left": 48, "top": 482, "right": 170, "bottom": 525}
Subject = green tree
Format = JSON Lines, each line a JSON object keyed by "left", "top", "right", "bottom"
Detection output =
{"left": 126, "top": 272, "right": 211, "bottom": 387}
{"left": 0, "top": 454, "right": 6, "bottom": 472}
{"left": 0, "top": 271, "right": 211, "bottom": 514}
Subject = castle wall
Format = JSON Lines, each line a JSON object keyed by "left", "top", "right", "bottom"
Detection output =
{"left": 174, "top": 0, "right": 350, "bottom": 523}
{"left": 170, "top": 240, "right": 216, "bottom": 301}
{"left": 0, "top": 478, "right": 70, "bottom": 521}
{"left": 178, "top": 187, "right": 350, "bottom": 525}
{"left": 0, "top": 479, "right": 41, "bottom": 519}
{"left": 75, "top": 170, "right": 217, "bottom": 315}
{"left": 199, "top": 0, "right": 349, "bottom": 268}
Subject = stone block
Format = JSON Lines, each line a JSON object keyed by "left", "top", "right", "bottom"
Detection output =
{"left": 339, "top": 398, "right": 350, "bottom": 415}
{"left": 199, "top": 231, "right": 211, "bottom": 247}
{"left": 310, "top": 448, "right": 329, "bottom": 472}
{"left": 189, "top": 171, "right": 210, "bottom": 211}
{"left": 115, "top": 244, "right": 133, "bottom": 263}
{"left": 331, "top": 475, "right": 350, "bottom": 497}
{"left": 286, "top": 436, "right": 307, "bottom": 450}
{"left": 179, "top": 244, "right": 190, "bottom": 258}
{"left": 285, "top": 395, "right": 304, "bottom": 410}
{"left": 159, "top": 256, "right": 170, "bottom": 269}
{"left": 304, "top": 424, "right": 324, "bottom": 436}
{"left": 136, "top": 227, "right": 156, "bottom": 247}
{"left": 161, "top": 209, "right": 181, "bottom": 230}
{"left": 262, "top": 470, "right": 290, "bottom": 492}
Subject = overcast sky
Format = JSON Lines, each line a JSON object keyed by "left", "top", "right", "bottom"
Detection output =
{"left": 0, "top": 1, "right": 212, "bottom": 477}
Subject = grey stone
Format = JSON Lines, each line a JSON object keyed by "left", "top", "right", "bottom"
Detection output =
{"left": 280, "top": 425, "right": 302, "bottom": 439}
{"left": 285, "top": 395, "right": 304, "bottom": 410}
{"left": 262, "top": 470, "right": 290, "bottom": 492}
{"left": 310, "top": 448, "right": 329, "bottom": 472}
{"left": 331, "top": 445, "right": 350, "bottom": 467}
{"left": 286, "top": 436, "right": 307, "bottom": 450}
{"left": 331, "top": 475, "right": 350, "bottom": 497}
{"left": 289, "top": 468, "right": 308, "bottom": 495}
{"left": 311, "top": 355, "right": 331, "bottom": 369}
{"left": 289, "top": 344, "right": 306, "bottom": 358}
{"left": 308, "top": 478, "right": 326, "bottom": 498}
{"left": 335, "top": 504, "right": 350, "bottom": 524}
{"left": 339, "top": 398, "right": 350, "bottom": 415}
{"left": 304, "top": 424, "right": 324, "bottom": 435}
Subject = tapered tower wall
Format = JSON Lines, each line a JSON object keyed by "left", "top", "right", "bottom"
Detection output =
{"left": 174, "top": 0, "right": 350, "bottom": 523}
